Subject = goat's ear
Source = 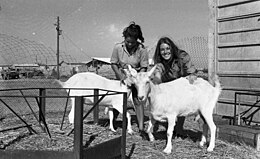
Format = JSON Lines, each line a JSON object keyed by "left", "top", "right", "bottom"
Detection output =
{"left": 147, "top": 65, "right": 157, "bottom": 78}
{"left": 127, "top": 65, "right": 137, "bottom": 77}
{"left": 122, "top": 69, "right": 131, "bottom": 77}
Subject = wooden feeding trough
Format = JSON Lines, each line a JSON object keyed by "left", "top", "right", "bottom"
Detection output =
{"left": 0, "top": 88, "right": 128, "bottom": 159}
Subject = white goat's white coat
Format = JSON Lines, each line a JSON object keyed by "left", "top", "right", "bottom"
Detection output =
{"left": 128, "top": 65, "right": 221, "bottom": 154}
{"left": 57, "top": 72, "right": 133, "bottom": 134}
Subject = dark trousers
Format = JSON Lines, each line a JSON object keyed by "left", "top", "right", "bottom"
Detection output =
{"left": 174, "top": 116, "right": 186, "bottom": 134}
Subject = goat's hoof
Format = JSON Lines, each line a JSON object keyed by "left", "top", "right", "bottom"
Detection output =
{"left": 163, "top": 148, "right": 172, "bottom": 154}
{"left": 148, "top": 135, "right": 155, "bottom": 141}
{"left": 69, "top": 120, "right": 74, "bottom": 124}
{"left": 199, "top": 141, "right": 205, "bottom": 148}
{"left": 127, "top": 129, "right": 134, "bottom": 135}
{"left": 110, "top": 128, "right": 116, "bottom": 133}
{"left": 207, "top": 147, "right": 214, "bottom": 152}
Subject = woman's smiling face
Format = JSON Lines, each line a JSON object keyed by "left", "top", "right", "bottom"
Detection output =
{"left": 160, "top": 43, "right": 172, "bottom": 60}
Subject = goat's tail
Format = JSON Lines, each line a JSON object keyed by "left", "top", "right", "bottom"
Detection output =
{"left": 212, "top": 75, "right": 221, "bottom": 89}
{"left": 211, "top": 74, "right": 222, "bottom": 102}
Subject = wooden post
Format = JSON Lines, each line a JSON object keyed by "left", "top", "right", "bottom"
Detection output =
{"left": 93, "top": 89, "right": 99, "bottom": 124}
{"left": 74, "top": 96, "right": 83, "bottom": 159}
{"left": 39, "top": 88, "right": 46, "bottom": 123}
{"left": 208, "top": 0, "right": 216, "bottom": 84}
{"left": 208, "top": 0, "right": 218, "bottom": 114}
{"left": 121, "top": 93, "right": 127, "bottom": 159}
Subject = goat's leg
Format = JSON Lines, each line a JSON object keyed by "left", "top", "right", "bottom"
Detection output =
{"left": 108, "top": 108, "right": 116, "bottom": 132}
{"left": 201, "top": 109, "right": 216, "bottom": 152}
{"left": 68, "top": 98, "right": 75, "bottom": 124}
{"left": 126, "top": 112, "right": 133, "bottom": 134}
{"left": 146, "top": 118, "right": 156, "bottom": 141}
{"left": 205, "top": 116, "right": 216, "bottom": 152}
{"left": 199, "top": 123, "right": 208, "bottom": 148}
{"left": 163, "top": 117, "right": 176, "bottom": 154}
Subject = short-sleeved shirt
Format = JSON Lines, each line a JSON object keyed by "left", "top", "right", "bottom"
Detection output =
{"left": 110, "top": 42, "right": 149, "bottom": 71}
{"left": 155, "top": 50, "right": 196, "bottom": 83}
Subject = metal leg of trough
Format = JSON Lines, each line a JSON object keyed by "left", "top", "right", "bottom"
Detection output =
{"left": 35, "top": 89, "right": 51, "bottom": 138}
{"left": 121, "top": 92, "right": 127, "bottom": 159}
{"left": 60, "top": 89, "right": 71, "bottom": 130}
{"left": 67, "top": 92, "right": 108, "bottom": 136}
{"left": 0, "top": 98, "right": 37, "bottom": 134}
{"left": 234, "top": 92, "right": 237, "bottom": 125}
{"left": 19, "top": 90, "right": 39, "bottom": 122}
{"left": 39, "top": 88, "right": 46, "bottom": 124}
{"left": 74, "top": 96, "right": 83, "bottom": 159}
{"left": 93, "top": 89, "right": 99, "bottom": 124}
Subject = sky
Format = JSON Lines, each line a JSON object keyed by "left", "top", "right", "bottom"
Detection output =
{"left": 0, "top": 0, "right": 209, "bottom": 62}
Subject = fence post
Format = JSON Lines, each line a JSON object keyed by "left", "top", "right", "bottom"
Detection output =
{"left": 39, "top": 88, "right": 46, "bottom": 123}
{"left": 93, "top": 89, "right": 99, "bottom": 124}
{"left": 74, "top": 96, "right": 83, "bottom": 159}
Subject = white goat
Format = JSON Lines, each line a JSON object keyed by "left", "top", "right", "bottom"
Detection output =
{"left": 127, "top": 65, "right": 221, "bottom": 154}
{"left": 57, "top": 72, "right": 134, "bottom": 134}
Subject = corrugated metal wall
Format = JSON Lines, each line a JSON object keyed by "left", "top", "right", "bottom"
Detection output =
{"left": 209, "top": 0, "right": 260, "bottom": 121}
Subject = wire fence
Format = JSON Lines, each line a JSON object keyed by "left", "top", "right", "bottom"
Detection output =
{"left": 177, "top": 36, "right": 208, "bottom": 70}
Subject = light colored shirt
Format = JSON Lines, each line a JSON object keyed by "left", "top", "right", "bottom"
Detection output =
{"left": 110, "top": 42, "right": 149, "bottom": 71}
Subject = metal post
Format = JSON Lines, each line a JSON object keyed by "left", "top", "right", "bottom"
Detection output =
{"left": 234, "top": 92, "right": 237, "bottom": 125}
{"left": 39, "top": 88, "right": 46, "bottom": 123}
{"left": 74, "top": 96, "right": 83, "bottom": 159}
{"left": 93, "top": 89, "right": 99, "bottom": 124}
{"left": 121, "top": 92, "right": 127, "bottom": 159}
{"left": 237, "top": 94, "right": 241, "bottom": 125}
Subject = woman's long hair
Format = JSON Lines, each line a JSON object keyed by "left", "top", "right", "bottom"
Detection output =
{"left": 153, "top": 37, "right": 179, "bottom": 71}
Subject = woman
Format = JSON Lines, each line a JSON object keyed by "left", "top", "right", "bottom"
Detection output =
{"left": 110, "top": 22, "right": 149, "bottom": 134}
{"left": 153, "top": 36, "right": 197, "bottom": 137}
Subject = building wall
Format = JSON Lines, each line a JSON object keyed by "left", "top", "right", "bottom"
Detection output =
{"left": 209, "top": 0, "right": 260, "bottom": 122}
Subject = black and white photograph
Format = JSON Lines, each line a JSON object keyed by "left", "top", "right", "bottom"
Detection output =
{"left": 0, "top": 0, "right": 260, "bottom": 158}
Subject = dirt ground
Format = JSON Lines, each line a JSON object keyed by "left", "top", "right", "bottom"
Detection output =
{"left": 0, "top": 106, "right": 259, "bottom": 159}
{"left": 0, "top": 79, "right": 259, "bottom": 159}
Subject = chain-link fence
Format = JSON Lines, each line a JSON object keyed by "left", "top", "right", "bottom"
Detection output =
{"left": 177, "top": 36, "right": 208, "bottom": 70}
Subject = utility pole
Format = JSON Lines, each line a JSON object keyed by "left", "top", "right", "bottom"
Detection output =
{"left": 55, "top": 16, "right": 62, "bottom": 79}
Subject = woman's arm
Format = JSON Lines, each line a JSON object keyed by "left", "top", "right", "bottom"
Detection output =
{"left": 179, "top": 50, "right": 196, "bottom": 75}
{"left": 111, "top": 64, "right": 125, "bottom": 80}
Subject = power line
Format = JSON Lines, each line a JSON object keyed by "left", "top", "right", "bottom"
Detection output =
{"left": 62, "top": 31, "right": 92, "bottom": 59}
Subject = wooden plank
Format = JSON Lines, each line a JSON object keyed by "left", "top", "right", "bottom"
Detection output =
{"left": 217, "top": 0, "right": 258, "bottom": 7}
{"left": 0, "top": 150, "right": 74, "bottom": 159}
{"left": 217, "top": 125, "right": 260, "bottom": 151}
{"left": 218, "top": 1, "right": 260, "bottom": 18}
{"left": 83, "top": 136, "right": 122, "bottom": 159}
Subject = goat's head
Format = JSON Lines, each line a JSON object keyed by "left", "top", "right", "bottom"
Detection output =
{"left": 127, "top": 65, "right": 157, "bottom": 101}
